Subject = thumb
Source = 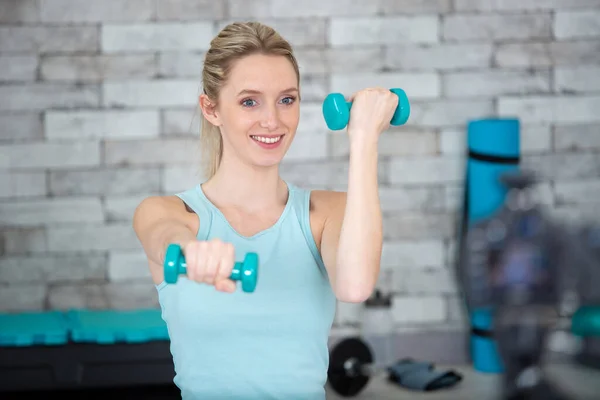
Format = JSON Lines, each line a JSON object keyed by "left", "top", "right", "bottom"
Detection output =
{"left": 215, "top": 279, "right": 236, "bottom": 293}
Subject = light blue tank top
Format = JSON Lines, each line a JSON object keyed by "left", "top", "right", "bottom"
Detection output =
{"left": 156, "top": 181, "right": 337, "bottom": 400}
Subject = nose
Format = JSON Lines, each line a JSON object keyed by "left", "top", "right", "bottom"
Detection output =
{"left": 259, "top": 103, "right": 280, "bottom": 131}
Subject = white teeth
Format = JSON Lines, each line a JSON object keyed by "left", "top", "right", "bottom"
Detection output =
{"left": 251, "top": 135, "right": 282, "bottom": 144}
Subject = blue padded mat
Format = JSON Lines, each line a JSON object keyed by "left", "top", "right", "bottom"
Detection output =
{"left": 0, "top": 311, "right": 69, "bottom": 347}
{"left": 66, "top": 308, "right": 169, "bottom": 344}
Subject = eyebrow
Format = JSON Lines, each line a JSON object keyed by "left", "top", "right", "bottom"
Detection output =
{"left": 237, "top": 87, "right": 299, "bottom": 96}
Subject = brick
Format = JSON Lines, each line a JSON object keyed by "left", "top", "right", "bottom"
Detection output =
{"left": 45, "top": 110, "right": 160, "bottom": 140}
{"left": 0, "top": 284, "right": 46, "bottom": 312}
{"left": 455, "top": 0, "right": 600, "bottom": 10}
{"left": 444, "top": 185, "right": 463, "bottom": 211}
{"left": 381, "top": 240, "right": 446, "bottom": 268}
{"left": 163, "top": 165, "right": 205, "bottom": 193}
{"left": 396, "top": 268, "right": 458, "bottom": 295}
{"left": 552, "top": 203, "right": 600, "bottom": 225}
{"left": 103, "top": 80, "right": 198, "bottom": 108}
{"left": 159, "top": 52, "right": 205, "bottom": 78}
{"left": 521, "top": 152, "right": 600, "bottom": 180}
{"left": 47, "top": 223, "right": 140, "bottom": 252}
{"left": 0, "top": 84, "right": 100, "bottom": 112}
{"left": 555, "top": 10, "right": 600, "bottom": 39}
{"left": 380, "top": 0, "right": 451, "bottom": 13}
{"left": 216, "top": 18, "right": 327, "bottom": 47}
{"left": 104, "top": 138, "right": 200, "bottom": 166}
{"left": 498, "top": 95, "right": 600, "bottom": 124}
{"left": 157, "top": 0, "right": 224, "bottom": 20}
{"left": 447, "top": 296, "right": 468, "bottom": 324}
{"left": 40, "top": 0, "right": 155, "bottom": 22}
{"left": 0, "top": 228, "right": 47, "bottom": 255}
{"left": 408, "top": 100, "right": 495, "bottom": 127}
{"left": 0, "top": 55, "right": 37, "bottom": 82}
{"left": 108, "top": 250, "right": 152, "bottom": 281}
{"left": 443, "top": 69, "right": 551, "bottom": 98}
{"left": 0, "top": 197, "right": 104, "bottom": 227}
{"left": 298, "top": 74, "right": 328, "bottom": 103}
{"left": 383, "top": 211, "right": 456, "bottom": 240}
{"left": 0, "top": 171, "right": 46, "bottom": 198}
{"left": 285, "top": 132, "right": 328, "bottom": 161}
{"left": 162, "top": 108, "right": 200, "bottom": 136}
{"left": 389, "top": 156, "right": 464, "bottom": 185}
{"left": 0, "top": 141, "right": 100, "bottom": 169}
{"left": 330, "top": 16, "right": 438, "bottom": 46}
{"left": 554, "top": 124, "right": 600, "bottom": 151}
{"left": 0, "top": 26, "right": 99, "bottom": 53}
{"left": 330, "top": 129, "right": 438, "bottom": 158}
{"left": 0, "top": 0, "right": 39, "bottom": 23}
{"left": 105, "top": 194, "right": 154, "bottom": 222}
{"left": 228, "top": 0, "right": 379, "bottom": 18}
{"left": 555, "top": 66, "right": 600, "bottom": 93}
{"left": 296, "top": 103, "right": 327, "bottom": 137}
{"left": 495, "top": 41, "right": 600, "bottom": 67}
{"left": 102, "top": 23, "right": 213, "bottom": 52}
{"left": 443, "top": 13, "right": 552, "bottom": 41}
{"left": 0, "top": 254, "right": 106, "bottom": 284}
{"left": 331, "top": 72, "right": 440, "bottom": 100}
{"left": 41, "top": 55, "right": 157, "bottom": 82}
{"left": 295, "top": 48, "right": 384, "bottom": 75}
{"left": 385, "top": 44, "right": 492, "bottom": 71}
{"left": 379, "top": 186, "right": 446, "bottom": 213}
{"left": 555, "top": 179, "right": 600, "bottom": 205}
{"left": 391, "top": 296, "right": 446, "bottom": 323}
{"left": 48, "top": 282, "right": 159, "bottom": 310}
{"left": 50, "top": 168, "right": 161, "bottom": 196}
{"left": 0, "top": 113, "right": 43, "bottom": 142}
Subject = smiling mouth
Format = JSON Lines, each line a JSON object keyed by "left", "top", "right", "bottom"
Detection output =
{"left": 250, "top": 135, "right": 284, "bottom": 144}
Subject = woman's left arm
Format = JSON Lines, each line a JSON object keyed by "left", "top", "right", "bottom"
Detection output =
{"left": 319, "top": 88, "right": 398, "bottom": 303}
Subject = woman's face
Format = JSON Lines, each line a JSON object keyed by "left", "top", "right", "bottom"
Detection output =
{"left": 201, "top": 53, "right": 300, "bottom": 169}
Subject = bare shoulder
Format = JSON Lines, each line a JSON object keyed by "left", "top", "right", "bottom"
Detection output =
{"left": 133, "top": 194, "right": 199, "bottom": 231}
{"left": 308, "top": 190, "right": 347, "bottom": 250}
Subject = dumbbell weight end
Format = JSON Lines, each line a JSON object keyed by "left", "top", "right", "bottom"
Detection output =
{"left": 163, "top": 243, "right": 259, "bottom": 293}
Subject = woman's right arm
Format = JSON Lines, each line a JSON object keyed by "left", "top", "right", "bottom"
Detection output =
{"left": 132, "top": 195, "right": 199, "bottom": 284}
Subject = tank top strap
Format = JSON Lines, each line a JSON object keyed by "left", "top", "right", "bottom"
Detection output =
{"left": 175, "top": 185, "right": 213, "bottom": 241}
{"left": 287, "top": 182, "right": 327, "bottom": 275}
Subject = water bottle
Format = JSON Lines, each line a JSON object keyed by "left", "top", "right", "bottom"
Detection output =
{"left": 361, "top": 286, "right": 395, "bottom": 369}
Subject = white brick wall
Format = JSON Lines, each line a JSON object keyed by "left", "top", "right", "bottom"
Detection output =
{"left": 0, "top": 1, "right": 599, "bottom": 338}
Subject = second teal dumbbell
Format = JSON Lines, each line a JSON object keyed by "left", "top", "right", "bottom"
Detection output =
{"left": 163, "top": 243, "right": 259, "bottom": 293}
{"left": 322, "top": 88, "right": 410, "bottom": 131}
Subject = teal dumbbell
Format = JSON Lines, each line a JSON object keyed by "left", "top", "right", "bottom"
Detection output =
{"left": 322, "top": 88, "right": 410, "bottom": 131}
{"left": 163, "top": 243, "right": 259, "bottom": 293}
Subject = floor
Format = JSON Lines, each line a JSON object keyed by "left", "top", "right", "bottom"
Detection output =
{"left": 326, "top": 362, "right": 600, "bottom": 400}
{"left": 2, "top": 362, "right": 598, "bottom": 400}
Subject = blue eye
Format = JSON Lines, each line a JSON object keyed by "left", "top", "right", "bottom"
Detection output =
{"left": 281, "top": 96, "right": 296, "bottom": 105}
{"left": 241, "top": 99, "right": 257, "bottom": 107}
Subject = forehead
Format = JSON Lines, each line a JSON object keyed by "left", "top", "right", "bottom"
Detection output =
{"left": 225, "top": 53, "right": 298, "bottom": 93}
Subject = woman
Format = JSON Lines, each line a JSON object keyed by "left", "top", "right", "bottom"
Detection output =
{"left": 133, "top": 21, "right": 398, "bottom": 400}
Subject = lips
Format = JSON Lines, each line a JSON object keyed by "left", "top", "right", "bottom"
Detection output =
{"left": 250, "top": 134, "right": 285, "bottom": 149}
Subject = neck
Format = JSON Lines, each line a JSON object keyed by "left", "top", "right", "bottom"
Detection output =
{"left": 201, "top": 153, "right": 288, "bottom": 213}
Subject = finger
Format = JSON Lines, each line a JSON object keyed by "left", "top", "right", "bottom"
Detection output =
{"left": 216, "top": 243, "right": 235, "bottom": 281}
{"left": 346, "top": 90, "right": 360, "bottom": 102}
{"left": 191, "top": 241, "right": 208, "bottom": 282}
{"left": 215, "top": 279, "right": 236, "bottom": 293}
{"left": 203, "top": 239, "right": 222, "bottom": 285}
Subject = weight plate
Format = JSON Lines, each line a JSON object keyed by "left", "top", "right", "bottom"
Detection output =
{"left": 327, "top": 337, "right": 373, "bottom": 397}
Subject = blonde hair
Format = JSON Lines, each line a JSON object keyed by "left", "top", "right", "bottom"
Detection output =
{"left": 199, "top": 21, "right": 300, "bottom": 178}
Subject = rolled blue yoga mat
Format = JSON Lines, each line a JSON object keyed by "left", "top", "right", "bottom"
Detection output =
{"left": 465, "top": 118, "right": 520, "bottom": 373}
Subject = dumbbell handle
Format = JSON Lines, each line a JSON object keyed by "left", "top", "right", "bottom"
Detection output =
{"left": 163, "top": 243, "right": 259, "bottom": 293}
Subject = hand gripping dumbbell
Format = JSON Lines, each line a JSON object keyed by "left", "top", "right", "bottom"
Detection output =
{"left": 163, "top": 243, "right": 259, "bottom": 293}
{"left": 322, "top": 88, "right": 410, "bottom": 131}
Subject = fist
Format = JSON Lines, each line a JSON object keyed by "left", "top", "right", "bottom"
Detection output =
{"left": 183, "top": 238, "right": 237, "bottom": 293}
{"left": 347, "top": 87, "right": 399, "bottom": 141}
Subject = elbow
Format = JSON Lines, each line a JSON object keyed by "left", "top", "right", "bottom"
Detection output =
{"left": 334, "top": 281, "right": 376, "bottom": 303}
